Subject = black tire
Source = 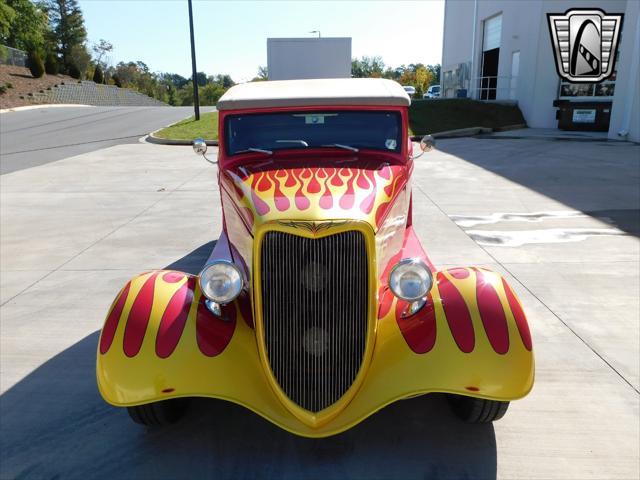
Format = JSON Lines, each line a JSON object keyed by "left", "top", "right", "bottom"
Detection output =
{"left": 447, "top": 395, "right": 509, "bottom": 423}
{"left": 127, "top": 398, "right": 189, "bottom": 426}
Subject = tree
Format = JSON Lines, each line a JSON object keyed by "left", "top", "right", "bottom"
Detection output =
{"left": 0, "top": 3, "right": 16, "bottom": 40}
{"left": 251, "top": 65, "right": 268, "bottom": 82}
{"left": 426, "top": 64, "right": 441, "bottom": 85}
{"left": 42, "top": 0, "right": 87, "bottom": 70}
{"left": 27, "top": 50, "right": 45, "bottom": 78}
{"left": 200, "top": 82, "right": 225, "bottom": 105}
{"left": 93, "top": 64, "right": 104, "bottom": 83}
{"left": 351, "top": 56, "right": 385, "bottom": 78}
{"left": 176, "top": 82, "right": 194, "bottom": 106}
{"left": 159, "top": 72, "right": 189, "bottom": 89}
{"left": 194, "top": 71, "right": 207, "bottom": 87}
{"left": 44, "top": 52, "right": 59, "bottom": 74}
{"left": 414, "top": 65, "right": 433, "bottom": 97}
{"left": 68, "top": 43, "right": 90, "bottom": 78}
{"left": 91, "top": 38, "right": 112, "bottom": 68}
{"left": 0, "top": 0, "right": 49, "bottom": 54}
{"left": 212, "top": 74, "right": 234, "bottom": 89}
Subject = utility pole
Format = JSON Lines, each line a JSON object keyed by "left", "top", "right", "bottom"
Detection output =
{"left": 188, "top": 0, "right": 200, "bottom": 120}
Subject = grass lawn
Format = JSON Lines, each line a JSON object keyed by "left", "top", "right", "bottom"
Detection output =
{"left": 154, "top": 111, "right": 219, "bottom": 140}
{"left": 409, "top": 99, "right": 525, "bottom": 135}
{"left": 154, "top": 100, "right": 525, "bottom": 141}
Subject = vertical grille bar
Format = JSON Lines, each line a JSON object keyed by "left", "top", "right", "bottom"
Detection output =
{"left": 261, "top": 229, "right": 368, "bottom": 413}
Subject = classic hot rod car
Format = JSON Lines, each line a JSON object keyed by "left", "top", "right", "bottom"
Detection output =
{"left": 97, "top": 78, "right": 534, "bottom": 436}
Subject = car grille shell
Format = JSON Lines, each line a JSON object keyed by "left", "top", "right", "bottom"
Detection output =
{"left": 260, "top": 229, "right": 369, "bottom": 413}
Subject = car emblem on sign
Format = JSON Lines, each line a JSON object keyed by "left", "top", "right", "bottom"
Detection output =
{"left": 547, "top": 8, "right": 623, "bottom": 83}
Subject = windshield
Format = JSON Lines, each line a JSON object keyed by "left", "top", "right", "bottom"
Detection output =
{"left": 224, "top": 111, "right": 402, "bottom": 156}
{"left": 431, "top": 86, "right": 440, "bottom": 93}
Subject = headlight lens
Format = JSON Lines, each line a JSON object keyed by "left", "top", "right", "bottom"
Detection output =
{"left": 198, "top": 261, "right": 243, "bottom": 304}
{"left": 389, "top": 259, "right": 433, "bottom": 301}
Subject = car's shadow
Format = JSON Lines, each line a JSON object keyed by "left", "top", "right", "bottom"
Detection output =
{"left": 436, "top": 138, "right": 640, "bottom": 236}
{"left": 0, "top": 242, "right": 497, "bottom": 480}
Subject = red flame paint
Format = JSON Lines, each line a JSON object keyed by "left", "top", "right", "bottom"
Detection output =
{"left": 378, "top": 288, "right": 395, "bottom": 319}
{"left": 396, "top": 293, "right": 437, "bottom": 354}
{"left": 162, "top": 272, "right": 185, "bottom": 283}
{"left": 100, "top": 281, "right": 131, "bottom": 354}
{"left": 196, "top": 299, "right": 236, "bottom": 356}
{"left": 475, "top": 271, "right": 510, "bottom": 354}
{"left": 449, "top": 268, "right": 470, "bottom": 280}
{"left": 156, "top": 277, "right": 195, "bottom": 358}
{"left": 502, "top": 279, "right": 532, "bottom": 351}
{"left": 437, "top": 272, "right": 475, "bottom": 353}
{"left": 123, "top": 273, "right": 159, "bottom": 357}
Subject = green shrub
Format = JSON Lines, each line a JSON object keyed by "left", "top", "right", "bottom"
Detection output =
{"left": 408, "top": 99, "right": 526, "bottom": 135}
{"left": 0, "top": 45, "right": 8, "bottom": 63}
{"left": 45, "top": 54, "right": 59, "bottom": 75}
{"left": 27, "top": 51, "right": 45, "bottom": 78}
{"left": 93, "top": 64, "right": 104, "bottom": 84}
{"left": 0, "top": 85, "right": 6, "bottom": 95}
{"left": 6, "top": 82, "right": 12, "bottom": 88}
{"left": 68, "top": 63, "right": 82, "bottom": 79}
{"left": 112, "top": 74, "right": 122, "bottom": 87}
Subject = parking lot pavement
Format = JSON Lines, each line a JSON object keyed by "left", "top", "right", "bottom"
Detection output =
{"left": 1, "top": 138, "right": 639, "bottom": 479}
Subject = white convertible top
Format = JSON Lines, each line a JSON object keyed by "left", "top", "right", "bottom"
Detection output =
{"left": 216, "top": 78, "right": 411, "bottom": 111}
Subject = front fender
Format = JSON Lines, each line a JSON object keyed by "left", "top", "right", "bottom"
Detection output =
{"left": 97, "top": 264, "right": 533, "bottom": 438}
{"left": 371, "top": 265, "right": 534, "bottom": 403}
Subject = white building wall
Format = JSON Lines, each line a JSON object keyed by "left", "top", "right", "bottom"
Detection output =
{"left": 609, "top": 0, "right": 640, "bottom": 142}
{"left": 267, "top": 38, "right": 351, "bottom": 81}
{"left": 442, "top": 0, "right": 637, "bottom": 135}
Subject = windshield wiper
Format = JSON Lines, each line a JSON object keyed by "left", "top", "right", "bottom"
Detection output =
{"left": 321, "top": 143, "right": 359, "bottom": 153}
{"left": 235, "top": 147, "right": 273, "bottom": 155}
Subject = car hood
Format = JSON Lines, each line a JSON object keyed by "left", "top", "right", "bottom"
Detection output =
{"left": 220, "top": 160, "right": 409, "bottom": 234}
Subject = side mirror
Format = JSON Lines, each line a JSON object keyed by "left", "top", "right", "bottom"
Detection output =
{"left": 192, "top": 137, "right": 207, "bottom": 155}
{"left": 419, "top": 135, "right": 436, "bottom": 152}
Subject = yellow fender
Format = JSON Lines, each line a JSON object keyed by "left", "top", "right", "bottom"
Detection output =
{"left": 97, "top": 267, "right": 533, "bottom": 438}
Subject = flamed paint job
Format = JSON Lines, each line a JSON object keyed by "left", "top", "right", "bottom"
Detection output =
{"left": 97, "top": 83, "right": 534, "bottom": 437}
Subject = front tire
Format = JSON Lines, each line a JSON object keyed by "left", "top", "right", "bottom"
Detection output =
{"left": 127, "top": 398, "right": 189, "bottom": 426}
{"left": 447, "top": 395, "right": 509, "bottom": 423}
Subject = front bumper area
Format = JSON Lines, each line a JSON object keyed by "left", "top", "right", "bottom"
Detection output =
{"left": 97, "top": 266, "right": 534, "bottom": 438}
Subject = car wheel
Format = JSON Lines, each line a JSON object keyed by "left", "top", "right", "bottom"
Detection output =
{"left": 127, "top": 398, "right": 189, "bottom": 426}
{"left": 446, "top": 395, "right": 509, "bottom": 423}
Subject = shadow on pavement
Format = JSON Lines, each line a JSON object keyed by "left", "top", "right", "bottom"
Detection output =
{"left": 0, "top": 242, "right": 498, "bottom": 480}
{"left": 436, "top": 138, "right": 640, "bottom": 236}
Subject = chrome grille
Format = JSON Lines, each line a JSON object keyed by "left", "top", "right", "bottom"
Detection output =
{"left": 260, "top": 229, "right": 368, "bottom": 413}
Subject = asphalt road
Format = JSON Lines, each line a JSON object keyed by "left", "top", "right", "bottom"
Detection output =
{"left": 0, "top": 106, "right": 214, "bottom": 174}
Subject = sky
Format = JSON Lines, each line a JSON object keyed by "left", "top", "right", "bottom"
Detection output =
{"left": 78, "top": 0, "right": 444, "bottom": 83}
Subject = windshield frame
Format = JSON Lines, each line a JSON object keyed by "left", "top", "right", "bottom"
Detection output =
{"left": 218, "top": 105, "right": 409, "bottom": 164}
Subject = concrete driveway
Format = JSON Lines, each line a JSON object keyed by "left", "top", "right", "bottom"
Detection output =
{"left": 0, "top": 137, "right": 638, "bottom": 479}
{"left": 0, "top": 106, "right": 215, "bottom": 174}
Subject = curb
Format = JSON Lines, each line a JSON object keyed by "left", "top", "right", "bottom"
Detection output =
{"left": 0, "top": 103, "right": 93, "bottom": 114}
{"left": 411, "top": 124, "right": 527, "bottom": 140}
{"left": 145, "top": 133, "right": 218, "bottom": 146}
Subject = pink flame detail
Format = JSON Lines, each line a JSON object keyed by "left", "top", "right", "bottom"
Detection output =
{"left": 156, "top": 277, "right": 195, "bottom": 358}
{"left": 100, "top": 281, "right": 131, "bottom": 354}
{"left": 437, "top": 272, "right": 475, "bottom": 353}
{"left": 502, "top": 279, "right": 533, "bottom": 351}
{"left": 475, "top": 271, "right": 510, "bottom": 354}
{"left": 196, "top": 299, "right": 236, "bottom": 356}
{"left": 123, "top": 273, "right": 160, "bottom": 357}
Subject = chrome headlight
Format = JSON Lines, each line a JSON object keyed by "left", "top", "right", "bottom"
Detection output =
{"left": 198, "top": 261, "right": 243, "bottom": 304}
{"left": 389, "top": 258, "right": 433, "bottom": 301}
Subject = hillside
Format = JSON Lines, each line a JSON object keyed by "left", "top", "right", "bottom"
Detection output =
{"left": 0, "top": 65, "right": 166, "bottom": 109}
{"left": 0, "top": 65, "right": 76, "bottom": 109}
